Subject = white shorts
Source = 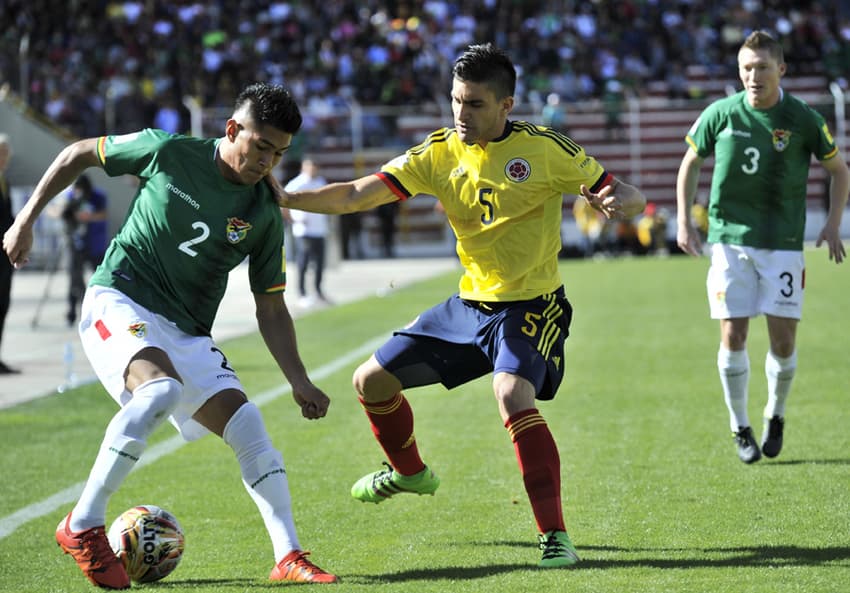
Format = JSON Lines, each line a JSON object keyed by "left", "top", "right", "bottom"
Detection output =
{"left": 706, "top": 244, "right": 805, "bottom": 320}
{"left": 79, "top": 286, "right": 244, "bottom": 441}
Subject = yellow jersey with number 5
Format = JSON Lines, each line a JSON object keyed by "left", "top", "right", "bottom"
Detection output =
{"left": 378, "top": 121, "right": 612, "bottom": 301}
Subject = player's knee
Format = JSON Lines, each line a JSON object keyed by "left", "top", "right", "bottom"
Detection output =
{"left": 132, "top": 377, "right": 182, "bottom": 421}
{"left": 492, "top": 373, "right": 536, "bottom": 412}
{"left": 353, "top": 357, "right": 398, "bottom": 401}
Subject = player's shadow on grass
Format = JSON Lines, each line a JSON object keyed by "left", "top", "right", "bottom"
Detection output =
{"left": 343, "top": 543, "right": 850, "bottom": 584}
{"left": 148, "top": 578, "right": 255, "bottom": 588}
{"left": 767, "top": 458, "right": 850, "bottom": 466}
{"left": 577, "top": 544, "right": 850, "bottom": 569}
{"left": 150, "top": 578, "right": 325, "bottom": 589}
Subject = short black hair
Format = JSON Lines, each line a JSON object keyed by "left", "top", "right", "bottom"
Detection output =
{"left": 451, "top": 43, "right": 516, "bottom": 99}
{"left": 234, "top": 83, "right": 302, "bottom": 135}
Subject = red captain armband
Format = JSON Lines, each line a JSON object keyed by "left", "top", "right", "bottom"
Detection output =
{"left": 376, "top": 172, "right": 410, "bottom": 201}
{"left": 590, "top": 172, "right": 615, "bottom": 193}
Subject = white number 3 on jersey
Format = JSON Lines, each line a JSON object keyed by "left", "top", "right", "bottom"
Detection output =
{"left": 741, "top": 146, "right": 760, "bottom": 175}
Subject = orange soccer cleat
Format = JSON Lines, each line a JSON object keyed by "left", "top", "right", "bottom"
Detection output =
{"left": 269, "top": 550, "right": 338, "bottom": 583}
{"left": 55, "top": 513, "right": 130, "bottom": 590}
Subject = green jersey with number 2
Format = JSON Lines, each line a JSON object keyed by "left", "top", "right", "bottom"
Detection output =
{"left": 90, "top": 129, "right": 286, "bottom": 336}
{"left": 686, "top": 90, "right": 838, "bottom": 250}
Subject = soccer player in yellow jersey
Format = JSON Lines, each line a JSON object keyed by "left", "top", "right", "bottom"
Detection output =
{"left": 280, "top": 43, "right": 646, "bottom": 567}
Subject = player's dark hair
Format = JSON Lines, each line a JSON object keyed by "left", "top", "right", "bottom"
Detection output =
{"left": 741, "top": 30, "right": 784, "bottom": 64}
{"left": 452, "top": 43, "right": 516, "bottom": 99}
{"left": 235, "top": 83, "right": 302, "bottom": 134}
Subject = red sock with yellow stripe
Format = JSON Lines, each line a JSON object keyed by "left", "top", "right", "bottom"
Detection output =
{"left": 506, "top": 408, "right": 565, "bottom": 533}
{"left": 360, "top": 393, "right": 425, "bottom": 476}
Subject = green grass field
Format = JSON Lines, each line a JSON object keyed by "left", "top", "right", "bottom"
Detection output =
{"left": 1, "top": 252, "right": 848, "bottom": 593}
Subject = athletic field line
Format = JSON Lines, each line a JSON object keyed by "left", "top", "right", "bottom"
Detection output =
{"left": 0, "top": 334, "right": 387, "bottom": 541}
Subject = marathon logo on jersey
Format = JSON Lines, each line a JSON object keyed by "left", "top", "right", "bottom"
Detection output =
{"left": 505, "top": 158, "right": 531, "bottom": 182}
{"left": 166, "top": 183, "right": 200, "bottom": 210}
{"left": 226, "top": 217, "right": 252, "bottom": 244}
{"left": 772, "top": 129, "right": 791, "bottom": 152}
{"left": 127, "top": 322, "right": 147, "bottom": 338}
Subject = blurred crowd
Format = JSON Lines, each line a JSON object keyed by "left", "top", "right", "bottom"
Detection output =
{"left": 2, "top": 1, "right": 850, "bottom": 142}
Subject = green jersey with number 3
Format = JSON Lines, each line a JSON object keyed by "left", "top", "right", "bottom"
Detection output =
{"left": 685, "top": 90, "right": 838, "bottom": 250}
{"left": 89, "top": 128, "right": 286, "bottom": 336}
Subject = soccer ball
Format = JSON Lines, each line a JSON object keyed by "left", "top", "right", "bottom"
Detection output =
{"left": 107, "top": 505, "right": 185, "bottom": 583}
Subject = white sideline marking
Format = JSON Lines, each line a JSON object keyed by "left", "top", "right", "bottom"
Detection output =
{"left": 0, "top": 334, "right": 387, "bottom": 540}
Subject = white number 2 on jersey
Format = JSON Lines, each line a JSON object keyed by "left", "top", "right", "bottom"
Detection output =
{"left": 178, "top": 221, "right": 210, "bottom": 256}
{"left": 741, "top": 146, "right": 760, "bottom": 175}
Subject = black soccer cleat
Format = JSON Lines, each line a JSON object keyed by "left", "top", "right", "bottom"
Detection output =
{"left": 733, "top": 426, "right": 762, "bottom": 464}
{"left": 761, "top": 415, "right": 784, "bottom": 458}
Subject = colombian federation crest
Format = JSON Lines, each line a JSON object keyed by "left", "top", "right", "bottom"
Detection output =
{"left": 226, "top": 217, "right": 252, "bottom": 244}
{"left": 505, "top": 158, "right": 531, "bottom": 182}
{"left": 772, "top": 129, "right": 791, "bottom": 152}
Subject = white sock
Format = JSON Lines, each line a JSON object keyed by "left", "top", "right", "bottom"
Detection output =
{"left": 71, "top": 377, "right": 182, "bottom": 532}
{"left": 764, "top": 350, "right": 796, "bottom": 419}
{"left": 718, "top": 346, "right": 750, "bottom": 432}
{"left": 223, "top": 402, "right": 299, "bottom": 562}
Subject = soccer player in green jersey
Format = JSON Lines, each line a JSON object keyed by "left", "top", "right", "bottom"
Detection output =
{"left": 279, "top": 43, "right": 646, "bottom": 567}
{"left": 3, "top": 83, "right": 338, "bottom": 587}
{"left": 676, "top": 31, "right": 850, "bottom": 464}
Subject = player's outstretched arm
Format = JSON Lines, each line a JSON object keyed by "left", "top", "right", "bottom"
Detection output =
{"left": 675, "top": 148, "right": 705, "bottom": 257}
{"left": 815, "top": 153, "right": 850, "bottom": 264}
{"left": 579, "top": 177, "right": 646, "bottom": 220}
{"left": 277, "top": 174, "right": 397, "bottom": 214}
{"left": 3, "top": 138, "right": 101, "bottom": 268}
{"left": 254, "top": 292, "right": 331, "bottom": 419}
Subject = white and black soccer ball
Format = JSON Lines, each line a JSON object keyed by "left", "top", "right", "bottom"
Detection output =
{"left": 107, "top": 505, "right": 185, "bottom": 583}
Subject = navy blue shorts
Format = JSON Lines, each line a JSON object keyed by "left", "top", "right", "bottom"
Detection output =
{"left": 375, "top": 287, "right": 572, "bottom": 400}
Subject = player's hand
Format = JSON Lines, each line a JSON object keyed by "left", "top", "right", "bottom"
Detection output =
{"left": 580, "top": 184, "right": 622, "bottom": 219}
{"left": 816, "top": 223, "right": 846, "bottom": 264}
{"left": 676, "top": 222, "right": 703, "bottom": 257}
{"left": 2, "top": 222, "right": 33, "bottom": 269}
{"left": 291, "top": 382, "right": 331, "bottom": 419}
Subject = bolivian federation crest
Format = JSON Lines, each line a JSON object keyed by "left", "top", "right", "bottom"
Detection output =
{"left": 226, "top": 217, "right": 252, "bottom": 244}
{"left": 127, "top": 322, "right": 146, "bottom": 338}
{"left": 772, "top": 129, "right": 791, "bottom": 152}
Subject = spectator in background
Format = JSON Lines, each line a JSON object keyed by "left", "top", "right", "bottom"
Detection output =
{"left": 340, "top": 212, "right": 364, "bottom": 259}
{"left": 153, "top": 96, "right": 184, "bottom": 135}
{"left": 282, "top": 159, "right": 332, "bottom": 307}
{"left": 376, "top": 201, "right": 399, "bottom": 258}
{"left": 602, "top": 79, "right": 626, "bottom": 141}
{"left": 541, "top": 92, "right": 568, "bottom": 134}
{"left": 0, "top": 134, "right": 18, "bottom": 374}
{"left": 636, "top": 202, "right": 669, "bottom": 255}
{"left": 572, "top": 196, "right": 604, "bottom": 257}
{"left": 3, "top": 2, "right": 848, "bottom": 143}
{"left": 62, "top": 174, "right": 109, "bottom": 325}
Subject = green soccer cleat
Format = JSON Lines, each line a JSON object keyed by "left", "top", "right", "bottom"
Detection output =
{"left": 350, "top": 462, "right": 440, "bottom": 503}
{"left": 538, "top": 530, "right": 580, "bottom": 568}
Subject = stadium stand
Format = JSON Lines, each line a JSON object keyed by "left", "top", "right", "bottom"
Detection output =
{"left": 2, "top": 1, "right": 850, "bottom": 254}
